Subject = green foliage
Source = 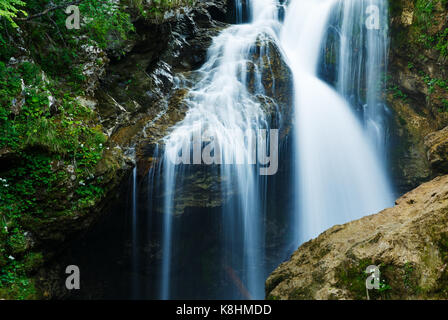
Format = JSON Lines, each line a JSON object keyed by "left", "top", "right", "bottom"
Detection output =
{"left": 131, "top": 0, "right": 196, "bottom": 19}
{"left": 413, "top": 0, "right": 448, "bottom": 56}
{"left": 0, "top": 60, "right": 106, "bottom": 299}
{"left": 0, "top": 0, "right": 27, "bottom": 28}
{"left": 403, "top": 262, "right": 416, "bottom": 290}
{"left": 0, "top": 61, "right": 22, "bottom": 106}
{"left": 389, "top": 85, "right": 408, "bottom": 102}
{"left": 79, "top": 0, "right": 135, "bottom": 49}
{"left": 435, "top": 27, "right": 448, "bottom": 56}
{"left": 0, "top": 0, "right": 199, "bottom": 301}
{"left": 378, "top": 279, "right": 392, "bottom": 293}
{"left": 336, "top": 260, "right": 393, "bottom": 300}
{"left": 440, "top": 99, "right": 448, "bottom": 113}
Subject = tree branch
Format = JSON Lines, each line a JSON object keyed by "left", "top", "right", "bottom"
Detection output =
{"left": 15, "top": 0, "right": 83, "bottom": 21}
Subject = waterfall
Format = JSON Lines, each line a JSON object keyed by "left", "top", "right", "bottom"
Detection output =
{"left": 149, "top": 0, "right": 395, "bottom": 300}
{"left": 131, "top": 152, "right": 139, "bottom": 298}
{"left": 233, "top": 0, "right": 246, "bottom": 23}
{"left": 158, "top": 0, "right": 281, "bottom": 300}
{"left": 281, "top": 0, "right": 393, "bottom": 244}
{"left": 60, "top": 0, "right": 397, "bottom": 301}
{"left": 160, "top": 154, "right": 175, "bottom": 300}
{"left": 334, "top": 0, "right": 390, "bottom": 154}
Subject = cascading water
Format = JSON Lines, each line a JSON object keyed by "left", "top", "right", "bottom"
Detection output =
{"left": 158, "top": 0, "right": 282, "bottom": 300}
{"left": 281, "top": 0, "right": 394, "bottom": 244}
{"left": 65, "top": 0, "right": 395, "bottom": 300}
{"left": 130, "top": 151, "right": 139, "bottom": 298}
{"left": 154, "top": 0, "right": 394, "bottom": 299}
{"left": 334, "top": 0, "right": 390, "bottom": 154}
{"left": 59, "top": 0, "right": 398, "bottom": 301}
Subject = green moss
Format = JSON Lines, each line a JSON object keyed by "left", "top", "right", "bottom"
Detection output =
{"left": 336, "top": 258, "right": 373, "bottom": 300}
{"left": 7, "top": 230, "right": 27, "bottom": 256}
{"left": 0, "top": 277, "right": 38, "bottom": 300}
{"left": 412, "top": 0, "right": 448, "bottom": 56}
{"left": 265, "top": 273, "right": 289, "bottom": 296}
{"left": 23, "top": 252, "right": 44, "bottom": 274}
{"left": 335, "top": 259, "right": 398, "bottom": 300}
{"left": 287, "top": 286, "right": 313, "bottom": 300}
{"left": 434, "top": 232, "right": 448, "bottom": 298}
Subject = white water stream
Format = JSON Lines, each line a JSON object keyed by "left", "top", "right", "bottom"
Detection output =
{"left": 155, "top": 0, "right": 394, "bottom": 299}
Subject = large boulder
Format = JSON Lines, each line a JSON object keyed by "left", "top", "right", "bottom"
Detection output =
{"left": 266, "top": 175, "right": 448, "bottom": 300}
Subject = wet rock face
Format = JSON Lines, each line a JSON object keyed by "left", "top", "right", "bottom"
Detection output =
{"left": 425, "top": 126, "right": 448, "bottom": 174}
{"left": 29, "top": 1, "right": 232, "bottom": 298}
{"left": 18, "top": 147, "right": 132, "bottom": 250}
{"left": 387, "top": 0, "right": 448, "bottom": 194}
{"left": 266, "top": 175, "right": 448, "bottom": 300}
{"left": 93, "top": 2, "right": 229, "bottom": 152}
{"left": 134, "top": 31, "right": 294, "bottom": 215}
{"left": 246, "top": 33, "right": 294, "bottom": 139}
{"left": 387, "top": 92, "right": 433, "bottom": 193}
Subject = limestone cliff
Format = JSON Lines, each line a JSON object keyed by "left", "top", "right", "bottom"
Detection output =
{"left": 388, "top": 0, "right": 448, "bottom": 193}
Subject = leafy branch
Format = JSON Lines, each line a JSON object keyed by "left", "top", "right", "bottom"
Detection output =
{"left": 0, "top": 0, "right": 27, "bottom": 27}
{"left": 15, "top": 0, "right": 83, "bottom": 22}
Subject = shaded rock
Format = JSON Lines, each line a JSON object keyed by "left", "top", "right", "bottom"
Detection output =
{"left": 387, "top": 92, "right": 434, "bottom": 193}
{"left": 266, "top": 175, "right": 448, "bottom": 300}
{"left": 79, "top": 43, "right": 109, "bottom": 95}
{"left": 95, "top": 3, "right": 228, "bottom": 151}
{"left": 203, "top": 0, "right": 228, "bottom": 23}
{"left": 425, "top": 126, "right": 448, "bottom": 174}
{"left": 0, "top": 147, "right": 18, "bottom": 173}
{"left": 20, "top": 147, "right": 132, "bottom": 249}
{"left": 387, "top": 0, "right": 448, "bottom": 193}
{"left": 246, "top": 33, "right": 294, "bottom": 139}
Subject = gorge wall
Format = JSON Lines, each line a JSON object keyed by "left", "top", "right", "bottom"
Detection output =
{"left": 2, "top": 0, "right": 448, "bottom": 300}
{"left": 388, "top": 0, "right": 448, "bottom": 192}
